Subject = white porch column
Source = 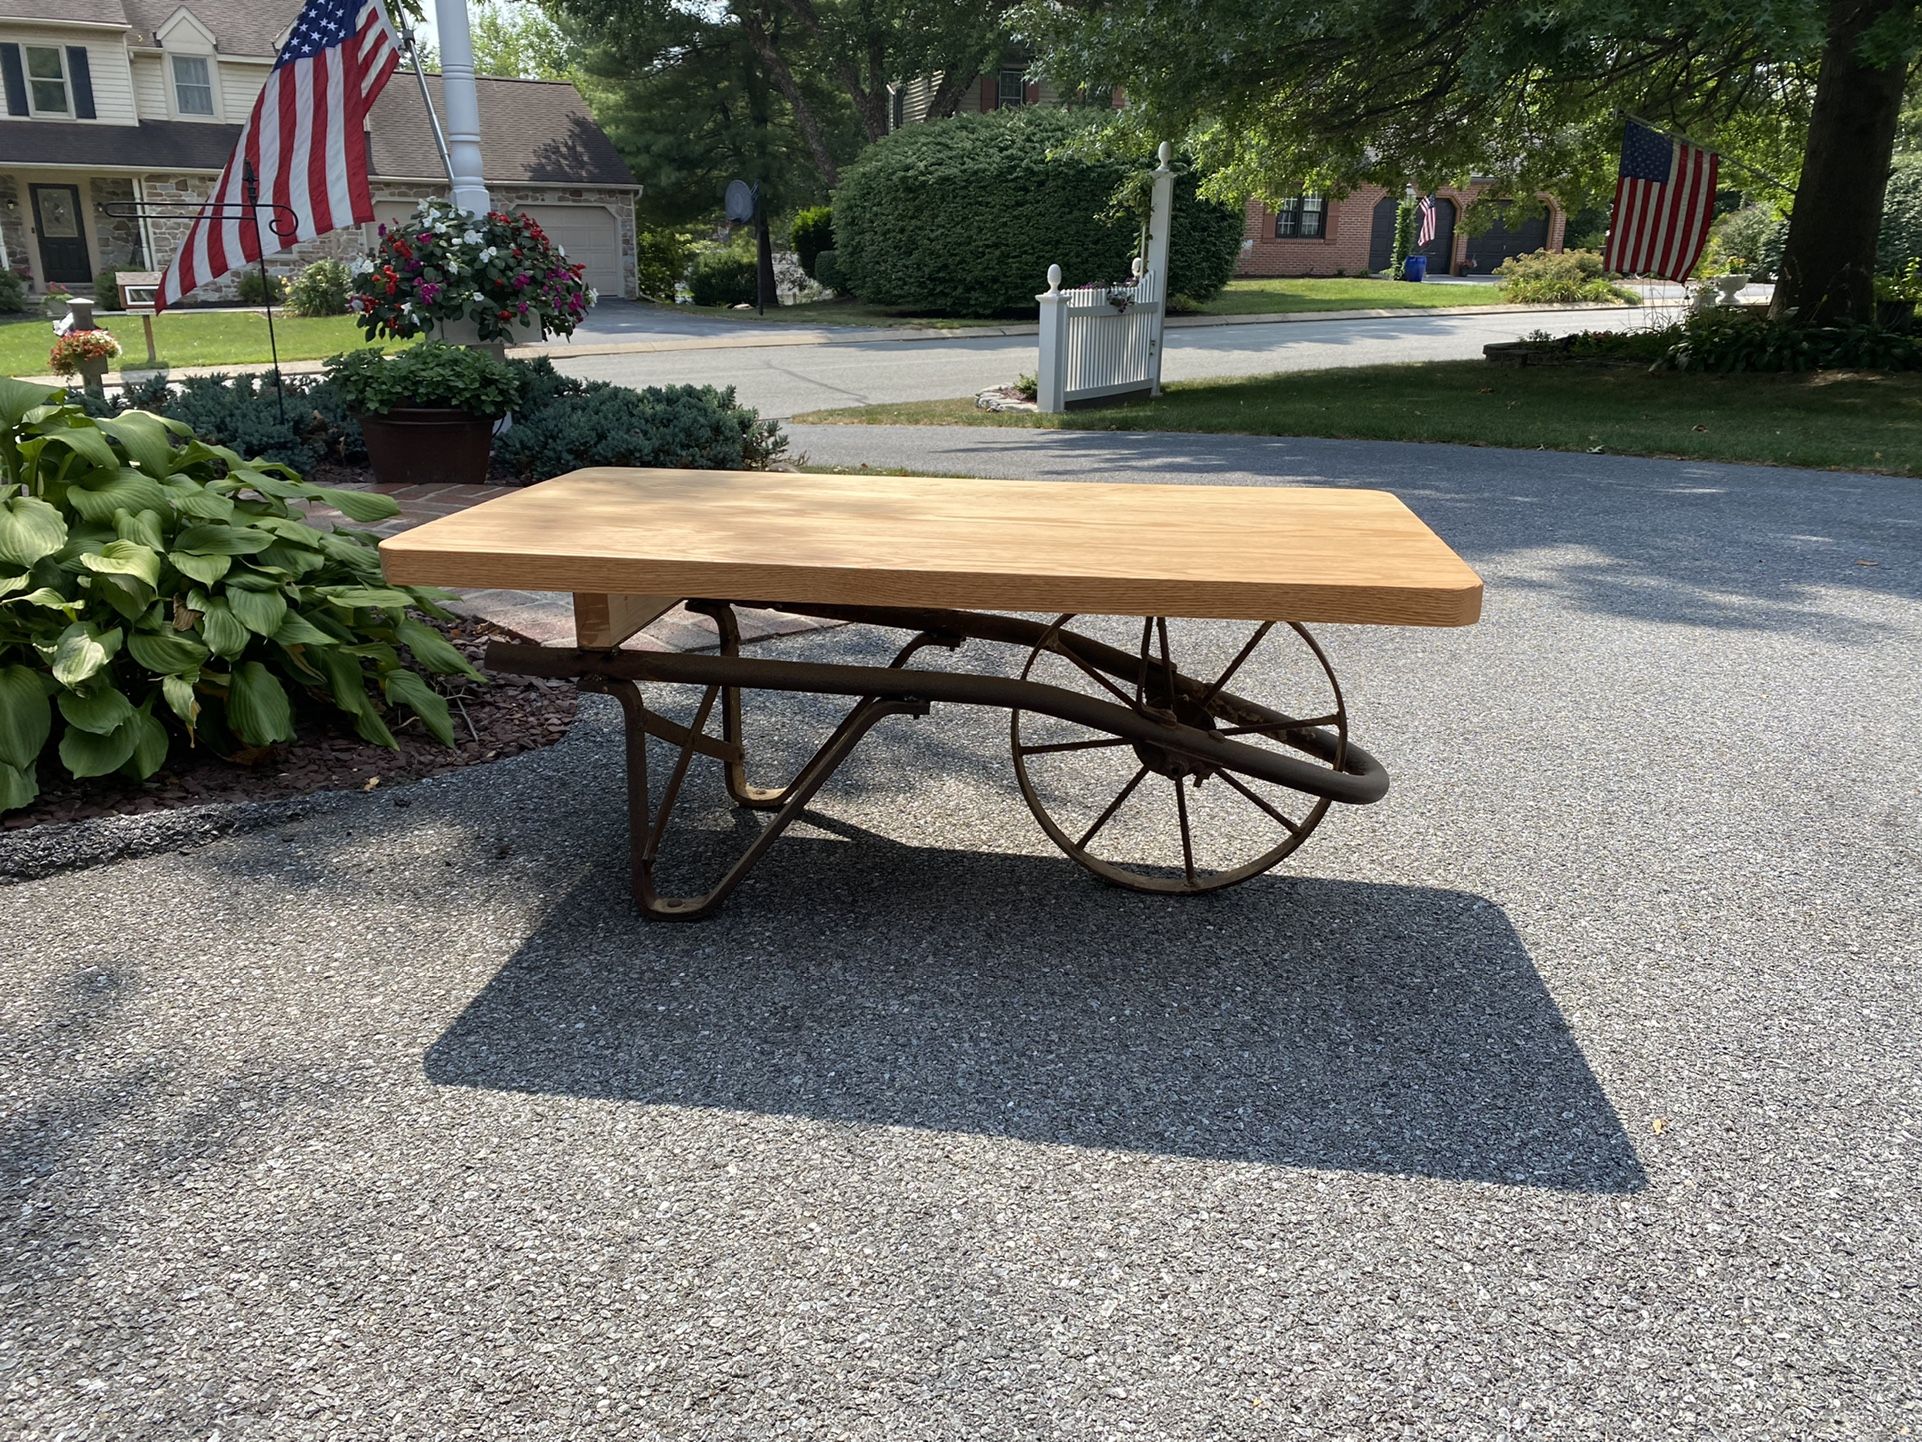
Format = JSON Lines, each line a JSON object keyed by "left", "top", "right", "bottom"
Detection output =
{"left": 435, "top": 0, "right": 491, "bottom": 212}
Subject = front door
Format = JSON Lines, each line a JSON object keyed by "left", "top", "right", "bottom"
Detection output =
{"left": 30, "top": 184, "right": 92, "bottom": 285}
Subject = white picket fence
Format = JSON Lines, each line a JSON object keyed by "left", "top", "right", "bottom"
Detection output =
{"left": 1034, "top": 143, "right": 1176, "bottom": 413}
{"left": 1035, "top": 264, "right": 1165, "bottom": 410}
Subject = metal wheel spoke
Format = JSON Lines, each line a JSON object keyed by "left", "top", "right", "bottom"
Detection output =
{"left": 1216, "top": 770, "right": 1302, "bottom": 835}
{"left": 1076, "top": 765, "right": 1150, "bottom": 850}
{"left": 1016, "top": 734, "right": 1135, "bottom": 757}
{"left": 1050, "top": 636, "right": 1143, "bottom": 710}
{"left": 1172, "top": 776, "right": 1197, "bottom": 884}
{"left": 1196, "top": 622, "right": 1274, "bottom": 707}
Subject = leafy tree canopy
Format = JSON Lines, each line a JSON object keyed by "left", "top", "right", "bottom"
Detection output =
{"left": 1023, "top": 0, "right": 1920, "bottom": 319}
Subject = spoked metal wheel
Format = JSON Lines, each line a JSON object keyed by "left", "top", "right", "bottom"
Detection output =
{"left": 1010, "top": 614, "right": 1349, "bottom": 894}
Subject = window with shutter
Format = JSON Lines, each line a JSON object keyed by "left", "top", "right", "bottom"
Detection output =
{"left": 24, "top": 46, "right": 68, "bottom": 116}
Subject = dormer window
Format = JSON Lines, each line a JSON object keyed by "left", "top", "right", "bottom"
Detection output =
{"left": 171, "top": 54, "right": 215, "bottom": 116}
{"left": 25, "top": 46, "right": 69, "bottom": 116}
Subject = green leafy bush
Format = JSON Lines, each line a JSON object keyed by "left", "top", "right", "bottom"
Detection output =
{"left": 689, "top": 247, "right": 759, "bottom": 307}
{"left": 1495, "top": 249, "right": 1641, "bottom": 304}
{"left": 0, "top": 269, "right": 28, "bottom": 315}
{"left": 1702, "top": 206, "right": 1789, "bottom": 281}
{"left": 286, "top": 259, "right": 354, "bottom": 317}
{"left": 90, "top": 266, "right": 124, "bottom": 309}
{"left": 790, "top": 206, "right": 834, "bottom": 280}
{"left": 235, "top": 268, "right": 290, "bottom": 307}
{"left": 1878, "top": 157, "right": 1922, "bottom": 278}
{"left": 1657, "top": 306, "right": 1922, "bottom": 372}
{"left": 813, "top": 248, "right": 844, "bottom": 293}
{"left": 635, "top": 226, "right": 693, "bottom": 301}
{"left": 0, "top": 378, "right": 471, "bottom": 813}
{"left": 324, "top": 343, "right": 523, "bottom": 418}
{"left": 123, "top": 373, "right": 364, "bottom": 473}
{"left": 494, "top": 381, "right": 786, "bottom": 477}
{"left": 831, "top": 109, "right": 1243, "bottom": 315}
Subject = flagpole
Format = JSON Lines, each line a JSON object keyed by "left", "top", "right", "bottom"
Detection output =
{"left": 1618, "top": 111, "right": 1796, "bottom": 198}
{"left": 433, "top": 0, "right": 492, "bottom": 213}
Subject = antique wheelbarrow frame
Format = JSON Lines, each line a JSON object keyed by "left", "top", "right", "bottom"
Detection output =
{"left": 381, "top": 469, "right": 1482, "bottom": 921}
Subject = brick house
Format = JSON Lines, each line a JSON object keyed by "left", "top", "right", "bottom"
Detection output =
{"left": 1238, "top": 184, "right": 1569, "bottom": 278}
{"left": 886, "top": 57, "right": 1569, "bottom": 281}
{"left": 0, "top": 0, "right": 641, "bottom": 302}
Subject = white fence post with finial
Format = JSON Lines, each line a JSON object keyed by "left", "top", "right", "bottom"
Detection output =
{"left": 1145, "top": 141, "right": 1175, "bottom": 395}
{"left": 1036, "top": 263, "right": 1067, "bottom": 414}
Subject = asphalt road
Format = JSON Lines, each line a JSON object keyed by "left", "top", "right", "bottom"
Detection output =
{"left": 5, "top": 434, "right": 1918, "bottom": 1437}
{"left": 558, "top": 304, "right": 1683, "bottom": 419}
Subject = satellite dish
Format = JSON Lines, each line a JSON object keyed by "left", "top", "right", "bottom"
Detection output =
{"left": 723, "top": 179, "right": 758, "bottom": 223}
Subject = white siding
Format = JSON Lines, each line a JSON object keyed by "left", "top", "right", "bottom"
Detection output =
{"left": 129, "top": 51, "right": 166, "bottom": 117}
{"left": 0, "top": 24, "right": 138, "bottom": 125}
{"left": 219, "top": 58, "right": 269, "bottom": 120}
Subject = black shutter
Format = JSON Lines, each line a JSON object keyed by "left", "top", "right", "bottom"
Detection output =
{"left": 66, "top": 45, "right": 95, "bottom": 119}
{"left": 0, "top": 45, "right": 26, "bottom": 117}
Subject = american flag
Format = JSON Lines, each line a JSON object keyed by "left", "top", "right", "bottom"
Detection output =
{"left": 1601, "top": 120, "right": 1719, "bottom": 282}
{"left": 157, "top": 0, "right": 401, "bottom": 310}
{"left": 1416, "top": 195, "right": 1438, "bottom": 248}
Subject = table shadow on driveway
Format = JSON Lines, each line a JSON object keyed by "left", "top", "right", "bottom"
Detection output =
{"left": 425, "top": 832, "right": 1645, "bottom": 1194}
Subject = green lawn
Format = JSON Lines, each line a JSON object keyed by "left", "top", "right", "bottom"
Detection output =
{"left": 3, "top": 311, "right": 400, "bottom": 376}
{"left": 1185, "top": 277, "right": 1552, "bottom": 316}
{"left": 683, "top": 278, "right": 1542, "bottom": 329}
{"left": 673, "top": 299, "right": 1011, "bottom": 330}
{"left": 793, "top": 362, "right": 1922, "bottom": 476}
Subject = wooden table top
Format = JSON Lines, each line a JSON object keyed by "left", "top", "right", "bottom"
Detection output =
{"left": 378, "top": 468, "right": 1484, "bottom": 626}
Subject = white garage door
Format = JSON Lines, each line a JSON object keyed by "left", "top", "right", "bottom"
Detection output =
{"left": 371, "top": 198, "right": 625, "bottom": 297}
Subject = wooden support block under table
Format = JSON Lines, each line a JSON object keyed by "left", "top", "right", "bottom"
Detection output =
{"left": 572, "top": 593, "right": 677, "bottom": 649}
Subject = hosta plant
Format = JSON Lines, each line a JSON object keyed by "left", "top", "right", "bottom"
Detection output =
{"left": 0, "top": 377, "right": 476, "bottom": 814}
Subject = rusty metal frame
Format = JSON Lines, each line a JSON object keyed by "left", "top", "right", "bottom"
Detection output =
{"left": 487, "top": 601, "right": 1388, "bottom": 921}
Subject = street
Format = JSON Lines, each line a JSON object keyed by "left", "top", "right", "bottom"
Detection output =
{"left": 553, "top": 302, "right": 1687, "bottom": 419}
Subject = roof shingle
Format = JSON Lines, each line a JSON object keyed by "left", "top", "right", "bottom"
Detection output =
{"left": 0, "top": 1, "right": 131, "bottom": 25}
{"left": 0, "top": 116, "right": 238, "bottom": 168}
{"left": 368, "top": 75, "right": 637, "bottom": 188}
{"left": 120, "top": 0, "right": 285, "bottom": 56}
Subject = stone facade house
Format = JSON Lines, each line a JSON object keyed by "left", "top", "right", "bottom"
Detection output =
{"left": 0, "top": 0, "right": 641, "bottom": 302}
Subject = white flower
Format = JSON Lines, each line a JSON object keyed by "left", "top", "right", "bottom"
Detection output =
{"left": 478, "top": 246, "right": 497, "bottom": 262}
{"left": 461, "top": 230, "right": 484, "bottom": 247}
{"left": 471, "top": 291, "right": 486, "bottom": 303}
{"left": 350, "top": 255, "right": 373, "bottom": 276}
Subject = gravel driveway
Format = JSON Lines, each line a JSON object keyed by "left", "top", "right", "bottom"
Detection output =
{"left": 4, "top": 435, "right": 1919, "bottom": 1439}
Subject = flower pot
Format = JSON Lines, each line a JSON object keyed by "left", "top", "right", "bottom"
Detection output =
{"left": 358, "top": 407, "right": 497, "bottom": 487}
{"left": 73, "top": 356, "right": 110, "bottom": 397}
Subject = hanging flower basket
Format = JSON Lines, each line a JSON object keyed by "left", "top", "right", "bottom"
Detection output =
{"left": 350, "top": 198, "right": 595, "bottom": 345}
{"left": 49, "top": 329, "right": 120, "bottom": 391}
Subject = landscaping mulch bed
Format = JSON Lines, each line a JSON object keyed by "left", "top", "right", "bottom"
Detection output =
{"left": 2, "top": 620, "right": 578, "bottom": 835}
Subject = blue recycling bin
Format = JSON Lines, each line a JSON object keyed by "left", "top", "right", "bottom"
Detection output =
{"left": 1402, "top": 254, "right": 1429, "bottom": 282}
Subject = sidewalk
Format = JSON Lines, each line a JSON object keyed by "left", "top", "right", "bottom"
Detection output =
{"left": 317, "top": 482, "right": 837, "bottom": 654}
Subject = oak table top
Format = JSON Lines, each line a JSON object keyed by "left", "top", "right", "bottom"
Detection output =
{"left": 378, "top": 468, "right": 1484, "bottom": 627}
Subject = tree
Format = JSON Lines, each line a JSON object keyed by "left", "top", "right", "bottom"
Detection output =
{"left": 407, "top": 2, "right": 581, "bottom": 80}
{"left": 470, "top": 1, "right": 582, "bottom": 80}
{"left": 1027, "top": 0, "right": 1920, "bottom": 324}
{"left": 550, "top": 0, "right": 1019, "bottom": 187}
{"left": 553, "top": 1, "right": 864, "bottom": 227}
